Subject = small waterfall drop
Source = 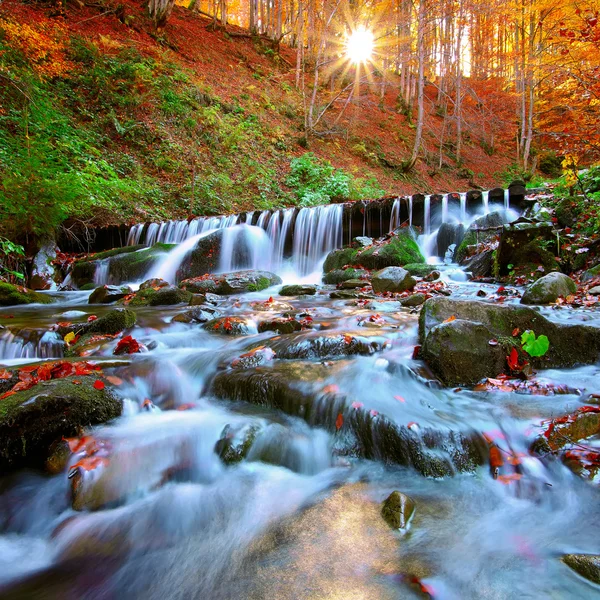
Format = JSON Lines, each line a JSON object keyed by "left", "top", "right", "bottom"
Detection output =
{"left": 146, "top": 230, "right": 217, "bottom": 284}
{"left": 94, "top": 259, "right": 110, "bottom": 286}
{"left": 441, "top": 194, "right": 449, "bottom": 223}
{"left": 482, "top": 190, "right": 490, "bottom": 214}
{"left": 423, "top": 195, "right": 431, "bottom": 235}
{"left": 218, "top": 225, "right": 273, "bottom": 273}
{"left": 409, "top": 196, "right": 413, "bottom": 227}
{"left": 389, "top": 198, "right": 401, "bottom": 232}
{"left": 460, "top": 192, "right": 467, "bottom": 222}
{"left": 504, "top": 188, "right": 510, "bottom": 210}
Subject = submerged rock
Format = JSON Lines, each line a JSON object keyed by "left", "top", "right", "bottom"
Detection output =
{"left": 0, "top": 377, "right": 122, "bottom": 472}
{"left": 211, "top": 362, "right": 485, "bottom": 476}
{"left": 215, "top": 423, "right": 261, "bottom": 464}
{"left": 437, "top": 223, "right": 465, "bottom": 259}
{"left": 371, "top": 267, "right": 416, "bottom": 294}
{"left": 250, "top": 330, "right": 387, "bottom": 360}
{"left": 0, "top": 282, "right": 53, "bottom": 306}
{"left": 258, "top": 317, "right": 303, "bottom": 335}
{"left": 322, "top": 268, "right": 369, "bottom": 285}
{"left": 172, "top": 306, "right": 221, "bottom": 323}
{"left": 562, "top": 554, "right": 600, "bottom": 584}
{"left": 381, "top": 491, "right": 416, "bottom": 529}
{"left": 127, "top": 285, "right": 192, "bottom": 306}
{"left": 521, "top": 272, "right": 577, "bottom": 305}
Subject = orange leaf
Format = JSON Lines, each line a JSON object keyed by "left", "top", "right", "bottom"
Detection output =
{"left": 443, "top": 315, "right": 456, "bottom": 323}
{"left": 323, "top": 384, "right": 339, "bottom": 394}
{"left": 1, "top": 390, "right": 16, "bottom": 399}
{"left": 93, "top": 379, "right": 105, "bottom": 390}
{"left": 335, "top": 413, "right": 344, "bottom": 430}
{"left": 87, "top": 315, "right": 98, "bottom": 322}
{"left": 0, "top": 369, "right": 12, "bottom": 380}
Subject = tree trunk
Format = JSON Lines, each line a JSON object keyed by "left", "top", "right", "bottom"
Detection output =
{"left": 148, "top": 0, "right": 175, "bottom": 28}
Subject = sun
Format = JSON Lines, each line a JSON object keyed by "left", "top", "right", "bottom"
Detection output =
{"left": 346, "top": 28, "right": 374, "bottom": 64}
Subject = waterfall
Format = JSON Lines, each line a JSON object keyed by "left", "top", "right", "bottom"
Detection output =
{"left": 409, "top": 196, "right": 413, "bottom": 227}
{"left": 504, "top": 188, "right": 510, "bottom": 210}
{"left": 389, "top": 198, "right": 401, "bottom": 232}
{"left": 441, "top": 194, "right": 449, "bottom": 223}
{"left": 218, "top": 225, "right": 273, "bottom": 273}
{"left": 459, "top": 192, "right": 467, "bottom": 222}
{"left": 147, "top": 230, "right": 217, "bottom": 284}
{"left": 482, "top": 190, "right": 490, "bottom": 214}
{"left": 94, "top": 259, "right": 110, "bottom": 286}
{"left": 0, "top": 330, "right": 64, "bottom": 361}
{"left": 424, "top": 195, "right": 431, "bottom": 235}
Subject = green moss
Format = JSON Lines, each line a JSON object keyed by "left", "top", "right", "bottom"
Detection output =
{"left": 86, "top": 308, "right": 136, "bottom": 334}
{"left": 0, "top": 282, "right": 53, "bottom": 306}
{"left": 455, "top": 230, "right": 480, "bottom": 264}
{"left": 358, "top": 232, "right": 424, "bottom": 269}
{"left": 127, "top": 286, "right": 192, "bottom": 305}
{"left": 80, "top": 282, "right": 97, "bottom": 291}
{"left": 323, "top": 247, "right": 359, "bottom": 272}
{"left": 322, "top": 268, "right": 368, "bottom": 284}
{"left": 247, "top": 276, "right": 270, "bottom": 292}
{"left": 0, "top": 376, "right": 122, "bottom": 471}
{"left": 79, "top": 245, "right": 146, "bottom": 263}
{"left": 404, "top": 263, "right": 436, "bottom": 277}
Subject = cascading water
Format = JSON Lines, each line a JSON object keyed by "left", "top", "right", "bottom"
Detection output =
{"left": 94, "top": 259, "right": 110, "bottom": 286}
{"left": 218, "top": 225, "right": 273, "bottom": 273}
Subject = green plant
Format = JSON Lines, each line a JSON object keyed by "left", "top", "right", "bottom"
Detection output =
{"left": 0, "top": 237, "right": 25, "bottom": 282}
{"left": 521, "top": 330, "right": 550, "bottom": 357}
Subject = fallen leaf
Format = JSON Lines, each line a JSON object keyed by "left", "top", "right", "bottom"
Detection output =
{"left": 335, "top": 413, "right": 344, "bottom": 430}
{"left": 87, "top": 315, "right": 98, "bottom": 322}
{"left": 0, "top": 369, "right": 12, "bottom": 380}
{"left": 93, "top": 379, "right": 105, "bottom": 390}
{"left": 443, "top": 315, "right": 456, "bottom": 323}
{"left": 64, "top": 332, "right": 76, "bottom": 346}
{"left": 105, "top": 375, "right": 123, "bottom": 386}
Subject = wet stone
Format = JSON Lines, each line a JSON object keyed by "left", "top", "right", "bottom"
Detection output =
{"left": 381, "top": 491, "right": 416, "bottom": 530}
{"left": 204, "top": 316, "right": 257, "bottom": 336}
{"left": 371, "top": 267, "right": 416, "bottom": 294}
{"left": 279, "top": 284, "right": 317, "bottom": 296}
{"left": 89, "top": 285, "right": 132, "bottom": 304}
{"left": 172, "top": 306, "right": 222, "bottom": 324}
{"left": 562, "top": 554, "right": 600, "bottom": 584}
{"left": 258, "top": 317, "right": 303, "bottom": 335}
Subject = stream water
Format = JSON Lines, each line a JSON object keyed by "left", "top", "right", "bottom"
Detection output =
{"left": 1, "top": 196, "right": 599, "bottom": 599}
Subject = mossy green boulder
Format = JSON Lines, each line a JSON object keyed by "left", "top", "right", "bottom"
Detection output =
{"left": 0, "top": 282, "right": 54, "bottom": 306}
{"left": 180, "top": 271, "right": 281, "bottom": 295}
{"left": 0, "top": 376, "right": 122, "bottom": 472}
{"left": 71, "top": 244, "right": 175, "bottom": 288}
{"left": 126, "top": 286, "right": 192, "bottom": 306}
{"left": 357, "top": 231, "right": 424, "bottom": 270}
{"left": 521, "top": 272, "right": 577, "bottom": 305}
{"left": 322, "top": 268, "right": 369, "bottom": 285}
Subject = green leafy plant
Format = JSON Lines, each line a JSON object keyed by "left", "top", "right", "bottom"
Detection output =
{"left": 0, "top": 237, "right": 25, "bottom": 282}
{"left": 521, "top": 330, "right": 550, "bottom": 357}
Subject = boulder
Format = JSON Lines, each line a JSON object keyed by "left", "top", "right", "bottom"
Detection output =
{"left": 258, "top": 317, "right": 302, "bottom": 335}
{"left": 582, "top": 264, "right": 600, "bottom": 281}
{"left": 71, "top": 244, "right": 175, "bottom": 288}
{"left": 139, "top": 278, "right": 169, "bottom": 290}
{"left": 371, "top": 267, "right": 416, "bottom": 294}
{"left": 322, "top": 268, "right": 369, "bottom": 285}
{"left": 339, "top": 279, "right": 369, "bottom": 290}
{"left": 323, "top": 248, "right": 358, "bottom": 273}
{"left": 353, "top": 236, "right": 373, "bottom": 248}
{"left": 180, "top": 271, "right": 281, "bottom": 295}
{"left": 400, "top": 293, "right": 426, "bottom": 307}
{"left": 279, "top": 284, "right": 317, "bottom": 296}
{"left": 356, "top": 230, "right": 425, "bottom": 270}
{"left": 203, "top": 316, "right": 256, "bottom": 336}
{"left": 437, "top": 223, "right": 465, "bottom": 259}
{"left": 421, "top": 319, "right": 506, "bottom": 385}
{"left": 381, "top": 491, "right": 416, "bottom": 529}
{"left": 211, "top": 361, "right": 485, "bottom": 476}
{"left": 0, "top": 377, "right": 122, "bottom": 472}
{"left": 403, "top": 263, "right": 439, "bottom": 278}
{"left": 85, "top": 309, "right": 137, "bottom": 336}
{"left": 495, "top": 221, "right": 555, "bottom": 276}
{"left": 0, "top": 282, "right": 53, "bottom": 306}
{"left": 463, "top": 249, "right": 495, "bottom": 278}
{"left": 521, "top": 272, "right": 577, "bottom": 305}
{"left": 128, "top": 285, "right": 192, "bottom": 306}
{"left": 562, "top": 554, "right": 600, "bottom": 584}
{"left": 29, "top": 240, "right": 58, "bottom": 290}
{"left": 172, "top": 306, "right": 221, "bottom": 324}
{"left": 89, "top": 285, "right": 131, "bottom": 304}
{"left": 215, "top": 423, "right": 260, "bottom": 464}
{"left": 419, "top": 297, "right": 600, "bottom": 372}
{"left": 455, "top": 211, "right": 511, "bottom": 264}
{"left": 247, "top": 330, "right": 386, "bottom": 360}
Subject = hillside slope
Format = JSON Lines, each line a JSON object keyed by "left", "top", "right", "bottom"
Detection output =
{"left": 0, "top": 0, "right": 517, "bottom": 245}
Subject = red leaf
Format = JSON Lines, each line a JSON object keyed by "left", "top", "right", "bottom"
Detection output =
{"left": 87, "top": 315, "right": 98, "bottom": 322}
{"left": 443, "top": 315, "right": 456, "bottom": 323}
{"left": 93, "top": 379, "right": 105, "bottom": 390}
{"left": 0, "top": 390, "right": 16, "bottom": 399}
{"left": 335, "top": 413, "right": 344, "bottom": 430}
{"left": 114, "top": 335, "right": 141, "bottom": 355}
{"left": 0, "top": 369, "right": 12, "bottom": 380}
{"left": 412, "top": 345, "right": 421, "bottom": 359}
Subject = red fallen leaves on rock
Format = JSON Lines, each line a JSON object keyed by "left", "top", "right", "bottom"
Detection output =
{"left": 443, "top": 315, "right": 456, "bottom": 323}
{"left": 93, "top": 379, "right": 105, "bottom": 390}
{"left": 335, "top": 413, "right": 344, "bottom": 430}
{"left": 0, "top": 369, "right": 12, "bottom": 380}
{"left": 342, "top": 334, "right": 354, "bottom": 345}
{"left": 412, "top": 345, "right": 421, "bottom": 359}
{"left": 323, "top": 384, "right": 339, "bottom": 394}
{"left": 475, "top": 377, "right": 575, "bottom": 395}
{"left": 489, "top": 446, "right": 504, "bottom": 470}
{"left": 113, "top": 335, "right": 142, "bottom": 355}
{"left": 541, "top": 405, "right": 600, "bottom": 440}
{"left": 367, "top": 313, "right": 385, "bottom": 324}
{"left": 87, "top": 315, "right": 98, "bottom": 322}
{"left": 56, "top": 321, "right": 72, "bottom": 327}
{"left": 68, "top": 455, "right": 109, "bottom": 476}
{"left": 222, "top": 317, "right": 234, "bottom": 332}
{"left": 507, "top": 347, "right": 528, "bottom": 372}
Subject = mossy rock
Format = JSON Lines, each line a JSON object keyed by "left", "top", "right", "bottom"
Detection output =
{"left": 180, "top": 271, "right": 281, "bottom": 295}
{"left": 127, "top": 286, "right": 192, "bottom": 306}
{"left": 381, "top": 491, "right": 416, "bottom": 529}
{"left": 322, "top": 268, "right": 369, "bottom": 285}
{"left": 583, "top": 264, "right": 600, "bottom": 281}
{"left": 507, "top": 240, "right": 560, "bottom": 278}
{"left": 323, "top": 247, "right": 359, "bottom": 273}
{"left": 71, "top": 244, "right": 175, "bottom": 288}
{"left": 86, "top": 309, "right": 137, "bottom": 335}
{"left": 279, "top": 284, "right": 317, "bottom": 296}
{"left": 0, "top": 376, "right": 122, "bottom": 472}
{"left": 521, "top": 272, "right": 577, "bottom": 305}
{"left": 403, "top": 264, "right": 437, "bottom": 277}
{"left": 215, "top": 423, "right": 261, "bottom": 464}
{"left": 357, "top": 231, "right": 424, "bottom": 269}
{"left": 562, "top": 554, "right": 600, "bottom": 584}
{"left": 0, "top": 282, "right": 54, "bottom": 307}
